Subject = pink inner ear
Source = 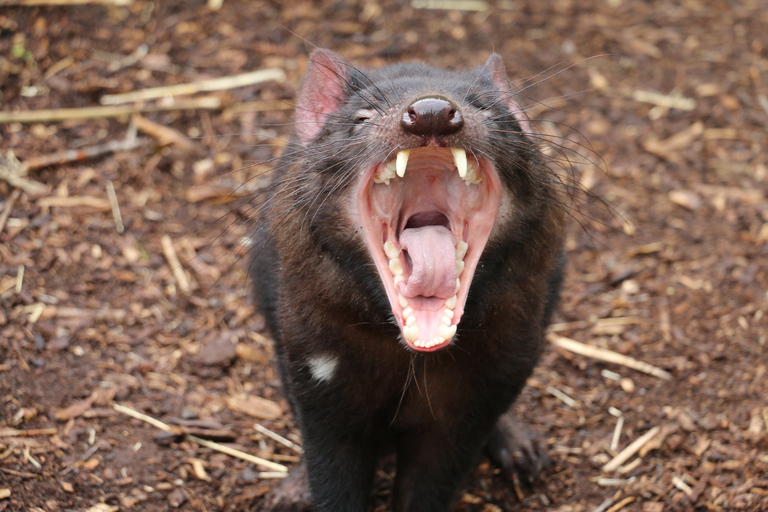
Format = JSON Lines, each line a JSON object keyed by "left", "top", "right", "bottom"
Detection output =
{"left": 485, "top": 54, "right": 531, "bottom": 134}
{"left": 295, "top": 50, "right": 350, "bottom": 146}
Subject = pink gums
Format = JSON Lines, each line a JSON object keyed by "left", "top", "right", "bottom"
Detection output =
{"left": 358, "top": 147, "right": 501, "bottom": 352}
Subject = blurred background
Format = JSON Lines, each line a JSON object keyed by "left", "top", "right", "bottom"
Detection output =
{"left": 1, "top": 1, "right": 766, "bottom": 511}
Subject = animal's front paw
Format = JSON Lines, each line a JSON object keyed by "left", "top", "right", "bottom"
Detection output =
{"left": 484, "top": 412, "right": 550, "bottom": 483}
{"left": 258, "top": 463, "right": 314, "bottom": 512}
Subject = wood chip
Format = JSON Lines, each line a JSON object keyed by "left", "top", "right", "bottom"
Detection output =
{"left": 226, "top": 394, "right": 283, "bottom": 420}
{"left": 188, "top": 458, "right": 210, "bottom": 481}
{"left": 669, "top": 190, "right": 703, "bottom": 210}
{"left": 631, "top": 90, "right": 696, "bottom": 110}
{"left": 53, "top": 391, "right": 98, "bottom": 421}
{"left": 84, "top": 504, "right": 119, "bottom": 512}
{"left": 132, "top": 115, "right": 197, "bottom": 152}
{"left": 235, "top": 343, "right": 269, "bottom": 364}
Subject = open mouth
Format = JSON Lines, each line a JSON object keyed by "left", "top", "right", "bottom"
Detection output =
{"left": 358, "top": 146, "right": 502, "bottom": 352}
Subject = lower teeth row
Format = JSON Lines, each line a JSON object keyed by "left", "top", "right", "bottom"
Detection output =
{"left": 384, "top": 241, "right": 468, "bottom": 348}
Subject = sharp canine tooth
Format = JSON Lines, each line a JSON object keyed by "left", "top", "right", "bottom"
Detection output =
{"left": 403, "top": 325, "right": 419, "bottom": 342}
{"left": 456, "top": 241, "right": 468, "bottom": 260}
{"left": 396, "top": 149, "right": 410, "bottom": 177}
{"left": 440, "top": 324, "right": 457, "bottom": 339}
{"left": 384, "top": 241, "right": 399, "bottom": 259}
{"left": 445, "top": 295, "right": 457, "bottom": 309}
{"left": 451, "top": 148, "right": 467, "bottom": 178}
{"left": 389, "top": 258, "right": 404, "bottom": 275}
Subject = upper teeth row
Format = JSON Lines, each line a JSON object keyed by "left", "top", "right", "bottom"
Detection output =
{"left": 373, "top": 149, "right": 481, "bottom": 185}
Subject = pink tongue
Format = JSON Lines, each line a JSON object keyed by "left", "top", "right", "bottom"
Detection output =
{"left": 399, "top": 226, "right": 457, "bottom": 299}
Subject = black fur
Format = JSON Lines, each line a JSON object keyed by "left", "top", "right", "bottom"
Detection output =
{"left": 249, "top": 51, "right": 567, "bottom": 512}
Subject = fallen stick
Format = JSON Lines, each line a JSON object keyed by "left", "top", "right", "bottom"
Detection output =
{"left": 604, "top": 497, "right": 636, "bottom": 512}
{"left": 627, "top": 89, "right": 696, "bottom": 110}
{"left": 225, "top": 100, "right": 294, "bottom": 114}
{"left": 100, "top": 68, "right": 286, "bottom": 105}
{"left": 0, "top": 189, "right": 21, "bottom": 236}
{"left": 37, "top": 196, "right": 111, "bottom": 210}
{"left": 131, "top": 115, "right": 196, "bottom": 151}
{"left": 161, "top": 235, "right": 191, "bottom": 294}
{"left": 0, "top": 96, "right": 221, "bottom": 124}
{"left": 0, "top": 153, "right": 47, "bottom": 195}
{"left": 113, "top": 403, "right": 288, "bottom": 473}
{"left": 105, "top": 180, "right": 124, "bottom": 234}
{"left": 411, "top": 0, "right": 489, "bottom": 11}
{"left": 0, "top": 427, "right": 58, "bottom": 437}
{"left": 602, "top": 426, "right": 660, "bottom": 472}
{"left": 22, "top": 138, "right": 149, "bottom": 171}
{"left": 548, "top": 334, "right": 672, "bottom": 380}
{"left": 1, "top": 0, "right": 132, "bottom": 4}
{"left": 253, "top": 423, "right": 303, "bottom": 454}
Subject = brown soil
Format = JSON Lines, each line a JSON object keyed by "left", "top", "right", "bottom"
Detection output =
{"left": 1, "top": 1, "right": 767, "bottom": 511}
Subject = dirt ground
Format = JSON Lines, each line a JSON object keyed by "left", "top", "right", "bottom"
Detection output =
{"left": 1, "top": 1, "right": 767, "bottom": 511}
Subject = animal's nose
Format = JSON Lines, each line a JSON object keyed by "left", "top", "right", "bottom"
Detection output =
{"left": 401, "top": 96, "right": 464, "bottom": 137}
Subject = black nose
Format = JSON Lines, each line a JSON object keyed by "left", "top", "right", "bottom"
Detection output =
{"left": 401, "top": 96, "right": 464, "bottom": 137}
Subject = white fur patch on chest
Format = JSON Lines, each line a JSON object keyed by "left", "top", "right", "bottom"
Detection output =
{"left": 308, "top": 354, "right": 339, "bottom": 382}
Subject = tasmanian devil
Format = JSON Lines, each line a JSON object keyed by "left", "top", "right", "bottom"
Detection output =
{"left": 250, "top": 49, "right": 567, "bottom": 511}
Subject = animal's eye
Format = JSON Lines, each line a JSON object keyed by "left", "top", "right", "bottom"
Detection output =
{"left": 354, "top": 109, "right": 375, "bottom": 124}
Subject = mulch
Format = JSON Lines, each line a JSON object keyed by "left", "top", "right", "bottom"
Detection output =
{"left": 1, "top": 1, "right": 767, "bottom": 511}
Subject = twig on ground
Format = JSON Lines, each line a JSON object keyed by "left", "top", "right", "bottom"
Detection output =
{"left": 0, "top": 153, "right": 47, "bottom": 195}
{"left": 161, "top": 235, "right": 191, "bottom": 294}
{"left": 610, "top": 415, "right": 624, "bottom": 452}
{"left": 0, "top": 189, "right": 21, "bottom": 236}
{"left": 105, "top": 180, "right": 124, "bottom": 234}
{"left": 22, "top": 138, "right": 149, "bottom": 171}
{"left": 672, "top": 475, "right": 694, "bottom": 496}
{"left": 253, "top": 423, "right": 303, "bottom": 454}
{"left": 602, "top": 426, "right": 661, "bottom": 473}
{"left": 0, "top": 428, "right": 58, "bottom": 437}
{"left": 604, "top": 497, "right": 636, "bottom": 512}
{"left": 1, "top": 0, "right": 133, "bottom": 5}
{"left": 591, "top": 498, "right": 614, "bottom": 512}
{"left": 546, "top": 386, "right": 577, "bottom": 408}
{"left": 548, "top": 334, "right": 673, "bottom": 380}
{"left": 100, "top": 68, "right": 286, "bottom": 105}
{"left": 131, "top": 115, "right": 197, "bottom": 151}
{"left": 411, "top": 0, "right": 489, "bottom": 11}
{"left": 0, "top": 97, "right": 221, "bottom": 124}
{"left": 37, "top": 196, "right": 111, "bottom": 210}
{"left": 225, "top": 100, "right": 294, "bottom": 114}
{"left": 113, "top": 403, "right": 288, "bottom": 473}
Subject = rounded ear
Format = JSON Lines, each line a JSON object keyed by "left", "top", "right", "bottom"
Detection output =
{"left": 483, "top": 53, "right": 531, "bottom": 134}
{"left": 295, "top": 49, "right": 351, "bottom": 145}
